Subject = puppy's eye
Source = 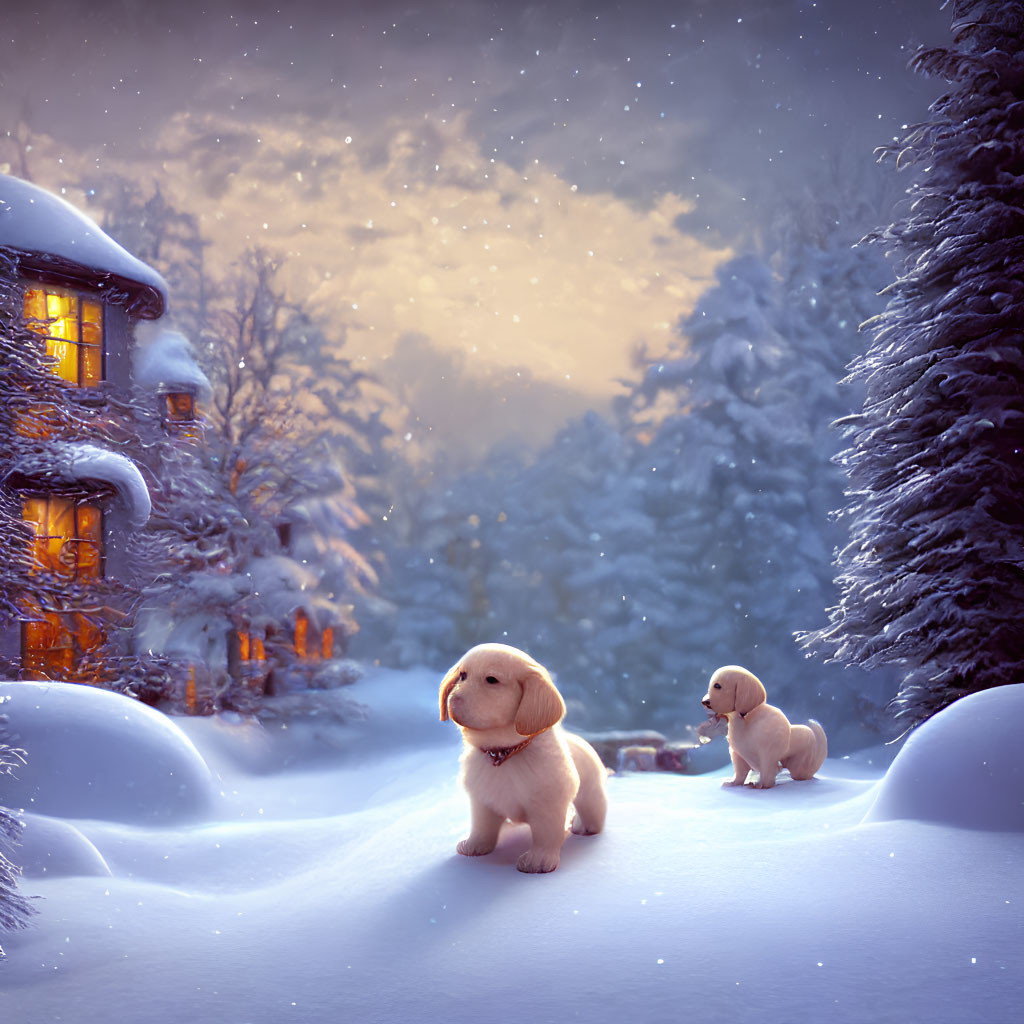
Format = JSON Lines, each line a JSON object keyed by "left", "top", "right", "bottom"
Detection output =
{"left": 713, "top": 682, "right": 722, "bottom": 690}
{"left": 459, "top": 671, "right": 467, "bottom": 682}
{"left": 485, "top": 675, "right": 500, "bottom": 685}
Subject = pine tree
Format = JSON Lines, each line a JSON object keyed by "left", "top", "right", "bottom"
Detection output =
{"left": 1, "top": 743, "right": 34, "bottom": 955}
{"left": 810, "top": 0, "right": 1024, "bottom": 728}
{"left": 197, "top": 249, "right": 377, "bottom": 695}
{"left": 622, "top": 217, "right": 889, "bottom": 736}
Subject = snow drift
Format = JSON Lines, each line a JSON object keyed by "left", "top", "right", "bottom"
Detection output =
{"left": 864, "top": 683, "right": 1024, "bottom": 831}
{"left": 0, "top": 673, "right": 1022, "bottom": 1024}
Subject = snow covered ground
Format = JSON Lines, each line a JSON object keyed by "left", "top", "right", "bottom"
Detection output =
{"left": 1, "top": 672, "right": 1022, "bottom": 1024}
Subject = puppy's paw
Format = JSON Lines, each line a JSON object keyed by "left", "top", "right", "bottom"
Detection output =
{"left": 721, "top": 778, "right": 746, "bottom": 787}
{"left": 570, "top": 813, "right": 601, "bottom": 836}
{"left": 457, "top": 838, "right": 496, "bottom": 857}
{"left": 517, "top": 849, "right": 560, "bottom": 873}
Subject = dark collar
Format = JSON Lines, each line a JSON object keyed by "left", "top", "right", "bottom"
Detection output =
{"left": 480, "top": 736, "right": 534, "bottom": 766}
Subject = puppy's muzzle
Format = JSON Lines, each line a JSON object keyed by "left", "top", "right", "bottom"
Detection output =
{"left": 701, "top": 696, "right": 712, "bottom": 709}
{"left": 448, "top": 692, "right": 467, "bottom": 724}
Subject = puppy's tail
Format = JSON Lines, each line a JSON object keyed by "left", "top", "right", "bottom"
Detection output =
{"left": 786, "top": 719, "right": 828, "bottom": 780}
{"left": 808, "top": 719, "right": 828, "bottom": 776}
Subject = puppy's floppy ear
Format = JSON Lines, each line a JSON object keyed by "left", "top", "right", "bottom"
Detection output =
{"left": 734, "top": 669, "right": 767, "bottom": 716}
{"left": 439, "top": 662, "right": 462, "bottom": 722}
{"left": 514, "top": 661, "right": 566, "bottom": 736}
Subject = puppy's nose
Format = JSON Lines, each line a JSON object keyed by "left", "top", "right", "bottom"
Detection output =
{"left": 701, "top": 697, "right": 711, "bottom": 709}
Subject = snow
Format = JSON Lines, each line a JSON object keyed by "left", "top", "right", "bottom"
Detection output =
{"left": 57, "top": 442, "right": 153, "bottom": 526}
{"left": 6, "top": 442, "right": 153, "bottom": 527}
{"left": 865, "top": 684, "right": 1024, "bottom": 831}
{"left": 1, "top": 674, "right": 1022, "bottom": 1024}
{"left": 0, "top": 173, "right": 167, "bottom": 310}
{"left": 133, "top": 327, "right": 212, "bottom": 400}
{"left": 0, "top": 683, "right": 214, "bottom": 824}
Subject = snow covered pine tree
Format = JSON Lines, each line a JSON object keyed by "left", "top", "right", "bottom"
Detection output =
{"left": 808, "top": 0, "right": 1024, "bottom": 727}
{"left": 1, "top": 743, "right": 34, "bottom": 957}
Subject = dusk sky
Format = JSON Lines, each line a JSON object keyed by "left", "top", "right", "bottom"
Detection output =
{"left": 0, "top": 0, "right": 952, "bottom": 457}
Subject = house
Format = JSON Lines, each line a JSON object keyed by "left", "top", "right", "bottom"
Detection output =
{"left": 0, "top": 173, "right": 190, "bottom": 684}
{"left": 0, "top": 173, "right": 355, "bottom": 711}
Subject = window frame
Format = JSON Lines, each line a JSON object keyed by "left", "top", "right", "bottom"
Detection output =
{"left": 22, "top": 280, "right": 106, "bottom": 388}
{"left": 18, "top": 492, "right": 107, "bottom": 680}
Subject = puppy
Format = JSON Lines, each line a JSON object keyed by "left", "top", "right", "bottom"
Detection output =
{"left": 439, "top": 643, "right": 607, "bottom": 873}
{"left": 702, "top": 665, "right": 827, "bottom": 789}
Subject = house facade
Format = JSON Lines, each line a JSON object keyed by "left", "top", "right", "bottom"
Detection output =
{"left": 0, "top": 173, "right": 195, "bottom": 686}
{"left": 0, "top": 173, "right": 353, "bottom": 711}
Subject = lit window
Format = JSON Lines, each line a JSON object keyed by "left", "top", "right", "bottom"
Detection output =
{"left": 238, "top": 630, "right": 266, "bottom": 662}
{"left": 163, "top": 392, "right": 196, "bottom": 424}
{"left": 23, "top": 285, "right": 104, "bottom": 386}
{"left": 22, "top": 496, "right": 103, "bottom": 580}
{"left": 20, "top": 495, "right": 105, "bottom": 679}
{"left": 294, "top": 608, "right": 310, "bottom": 659}
{"left": 293, "top": 610, "right": 329, "bottom": 661}
{"left": 20, "top": 597, "right": 105, "bottom": 680}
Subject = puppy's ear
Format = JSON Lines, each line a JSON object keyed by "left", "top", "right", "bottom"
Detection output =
{"left": 439, "top": 663, "right": 461, "bottom": 722}
{"left": 734, "top": 670, "right": 767, "bottom": 716}
{"left": 514, "top": 662, "right": 566, "bottom": 736}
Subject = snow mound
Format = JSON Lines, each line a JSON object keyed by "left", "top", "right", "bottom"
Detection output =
{"left": 864, "top": 684, "right": 1024, "bottom": 831}
{"left": 17, "top": 813, "right": 111, "bottom": 878}
{"left": 0, "top": 681, "right": 216, "bottom": 824}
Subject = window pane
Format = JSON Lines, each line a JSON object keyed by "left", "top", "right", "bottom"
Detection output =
{"left": 81, "top": 343, "right": 102, "bottom": 387}
{"left": 48, "top": 338, "right": 78, "bottom": 384}
{"left": 164, "top": 392, "right": 196, "bottom": 422}
{"left": 23, "top": 287, "right": 46, "bottom": 322}
{"left": 23, "top": 284, "right": 105, "bottom": 387}
{"left": 46, "top": 292, "right": 78, "bottom": 342}
{"left": 76, "top": 504, "right": 103, "bottom": 580}
{"left": 22, "top": 496, "right": 103, "bottom": 580}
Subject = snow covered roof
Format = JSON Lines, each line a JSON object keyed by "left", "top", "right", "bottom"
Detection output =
{"left": 0, "top": 173, "right": 167, "bottom": 319}
{"left": 4, "top": 442, "right": 152, "bottom": 526}
{"left": 133, "top": 328, "right": 212, "bottom": 400}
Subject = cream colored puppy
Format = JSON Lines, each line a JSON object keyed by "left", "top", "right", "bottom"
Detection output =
{"left": 440, "top": 643, "right": 607, "bottom": 873}
{"left": 702, "top": 665, "right": 827, "bottom": 789}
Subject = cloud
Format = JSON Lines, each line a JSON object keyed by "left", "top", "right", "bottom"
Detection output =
{"left": 32, "top": 108, "right": 728, "bottom": 405}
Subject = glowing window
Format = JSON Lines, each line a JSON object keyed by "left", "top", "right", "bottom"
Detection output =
{"left": 19, "top": 496, "right": 105, "bottom": 680}
{"left": 163, "top": 392, "right": 196, "bottom": 423}
{"left": 23, "top": 285, "right": 104, "bottom": 387}
{"left": 20, "top": 599, "right": 105, "bottom": 680}
{"left": 238, "top": 630, "right": 266, "bottom": 662}
{"left": 22, "top": 496, "right": 103, "bottom": 580}
{"left": 294, "top": 608, "right": 310, "bottom": 659}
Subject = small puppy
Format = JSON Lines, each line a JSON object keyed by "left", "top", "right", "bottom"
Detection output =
{"left": 440, "top": 643, "right": 607, "bottom": 873}
{"left": 702, "top": 665, "right": 827, "bottom": 789}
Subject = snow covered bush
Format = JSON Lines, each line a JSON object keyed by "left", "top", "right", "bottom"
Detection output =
{"left": 808, "top": 0, "right": 1024, "bottom": 728}
{"left": 1, "top": 740, "right": 34, "bottom": 953}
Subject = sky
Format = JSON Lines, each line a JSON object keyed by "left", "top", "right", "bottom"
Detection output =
{"left": 0, "top": 0, "right": 952, "bottom": 458}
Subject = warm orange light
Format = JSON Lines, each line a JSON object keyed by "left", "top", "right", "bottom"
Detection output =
{"left": 24, "top": 285, "right": 104, "bottom": 387}
{"left": 22, "top": 496, "right": 102, "bottom": 580}
{"left": 20, "top": 598, "right": 105, "bottom": 681}
{"left": 185, "top": 667, "right": 197, "bottom": 714}
{"left": 294, "top": 609, "right": 308, "bottom": 659}
{"left": 164, "top": 392, "right": 196, "bottom": 423}
{"left": 322, "top": 626, "right": 333, "bottom": 660}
